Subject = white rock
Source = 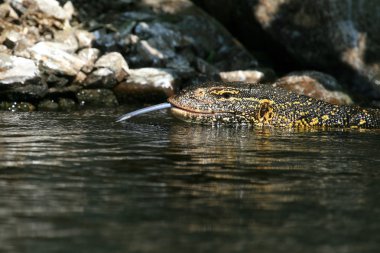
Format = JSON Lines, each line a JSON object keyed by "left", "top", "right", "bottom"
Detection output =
{"left": 126, "top": 68, "right": 175, "bottom": 90}
{"left": 29, "top": 42, "right": 85, "bottom": 76}
{"left": 35, "top": 0, "right": 67, "bottom": 20}
{"left": 0, "top": 53, "right": 39, "bottom": 84}
{"left": 219, "top": 70, "right": 264, "bottom": 83}
{"left": 95, "top": 52, "right": 129, "bottom": 81}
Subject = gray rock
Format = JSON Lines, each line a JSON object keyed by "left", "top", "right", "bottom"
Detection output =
{"left": 94, "top": 52, "right": 129, "bottom": 82}
{"left": 113, "top": 67, "right": 177, "bottom": 102}
{"left": 114, "top": 0, "right": 259, "bottom": 72}
{"left": 29, "top": 42, "right": 86, "bottom": 76}
{"left": 84, "top": 68, "right": 117, "bottom": 89}
{"left": 275, "top": 71, "right": 353, "bottom": 105}
{"left": 47, "top": 84, "right": 82, "bottom": 96}
{"left": 76, "top": 89, "right": 119, "bottom": 107}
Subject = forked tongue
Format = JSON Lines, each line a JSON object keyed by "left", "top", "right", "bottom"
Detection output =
{"left": 116, "top": 103, "right": 172, "bottom": 122}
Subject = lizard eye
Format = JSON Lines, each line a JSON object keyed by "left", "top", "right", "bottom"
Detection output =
{"left": 222, "top": 93, "right": 231, "bottom": 99}
{"left": 209, "top": 89, "right": 239, "bottom": 99}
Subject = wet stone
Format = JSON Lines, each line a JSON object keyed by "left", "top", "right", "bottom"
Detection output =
{"left": 76, "top": 89, "right": 119, "bottom": 107}
{"left": 58, "top": 98, "right": 76, "bottom": 110}
{"left": 38, "top": 99, "right": 59, "bottom": 111}
{"left": 113, "top": 67, "right": 177, "bottom": 102}
{"left": 0, "top": 101, "right": 35, "bottom": 112}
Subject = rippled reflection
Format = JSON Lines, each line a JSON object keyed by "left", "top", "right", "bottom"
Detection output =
{"left": 0, "top": 109, "right": 379, "bottom": 253}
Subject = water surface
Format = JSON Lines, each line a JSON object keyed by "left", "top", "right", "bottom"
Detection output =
{"left": 0, "top": 108, "right": 379, "bottom": 253}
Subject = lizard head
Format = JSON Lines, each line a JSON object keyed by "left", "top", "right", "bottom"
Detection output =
{"left": 168, "top": 82, "right": 276, "bottom": 125}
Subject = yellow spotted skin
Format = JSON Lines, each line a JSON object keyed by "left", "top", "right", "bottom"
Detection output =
{"left": 168, "top": 82, "right": 380, "bottom": 129}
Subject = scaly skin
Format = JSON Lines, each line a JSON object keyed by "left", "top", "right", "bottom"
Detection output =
{"left": 168, "top": 82, "right": 380, "bottom": 129}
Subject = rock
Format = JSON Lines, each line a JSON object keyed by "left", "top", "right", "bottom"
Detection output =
{"left": 0, "top": 101, "right": 35, "bottom": 111}
{"left": 58, "top": 98, "right": 76, "bottom": 110}
{"left": 76, "top": 89, "right": 119, "bottom": 107}
{"left": 84, "top": 68, "right": 117, "bottom": 89}
{"left": 94, "top": 52, "right": 129, "bottom": 82}
{"left": 193, "top": 0, "right": 380, "bottom": 100}
{"left": 113, "top": 67, "right": 177, "bottom": 102}
{"left": 47, "top": 84, "right": 81, "bottom": 96}
{"left": 38, "top": 99, "right": 59, "bottom": 111}
{"left": 194, "top": 57, "right": 219, "bottom": 76}
{"left": 0, "top": 53, "right": 40, "bottom": 85}
{"left": 62, "top": 1, "right": 75, "bottom": 20}
{"left": 54, "top": 29, "right": 79, "bottom": 53}
{"left": 0, "top": 53, "right": 47, "bottom": 101}
{"left": 95, "top": 0, "right": 260, "bottom": 75}
{"left": 275, "top": 71, "right": 353, "bottom": 105}
{"left": 75, "top": 29, "right": 94, "bottom": 49}
{"left": 219, "top": 69, "right": 276, "bottom": 83}
{"left": 29, "top": 41, "right": 85, "bottom": 76}
{"left": 78, "top": 48, "right": 100, "bottom": 74}
{"left": 8, "top": 0, "right": 68, "bottom": 20}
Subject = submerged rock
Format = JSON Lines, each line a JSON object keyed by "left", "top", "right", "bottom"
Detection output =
{"left": 76, "top": 89, "right": 119, "bottom": 107}
{"left": 38, "top": 99, "right": 59, "bottom": 111}
{"left": 0, "top": 101, "right": 36, "bottom": 111}
{"left": 275, "top": 71, "right": 353, "bottom": 105}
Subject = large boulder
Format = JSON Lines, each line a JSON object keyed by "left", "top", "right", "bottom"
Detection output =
{"left": 193, "top": 0, "right": 380, "bottom": 101}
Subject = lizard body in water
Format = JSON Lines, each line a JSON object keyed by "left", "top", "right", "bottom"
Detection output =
{"left": 118, "top": 82, "right": 380, "bottom": 129}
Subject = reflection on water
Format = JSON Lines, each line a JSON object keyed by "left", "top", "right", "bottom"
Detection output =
{"left": 0, "top": 109, "right": 380, "bottom": 253}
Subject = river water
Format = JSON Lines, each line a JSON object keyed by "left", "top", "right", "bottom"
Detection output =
{"left": 0, "top": 108, "right": 379, "bottom": 253}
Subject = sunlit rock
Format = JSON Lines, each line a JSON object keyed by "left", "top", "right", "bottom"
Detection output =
{"left": 275, "top": 71, "right": 353, "bottom": 105}
{"left": 220, "top": 69, "right": 276, "bottom": 83}
{"left": 114, "top": 67, "right": 177, "bottom": 102}
{"left": 29, "top": 42, "right": 85, "bottom": 76}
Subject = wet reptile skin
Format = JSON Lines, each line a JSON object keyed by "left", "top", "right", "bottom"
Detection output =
{"left": 168, "top": 82, "right": 380, "bottom": 129}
